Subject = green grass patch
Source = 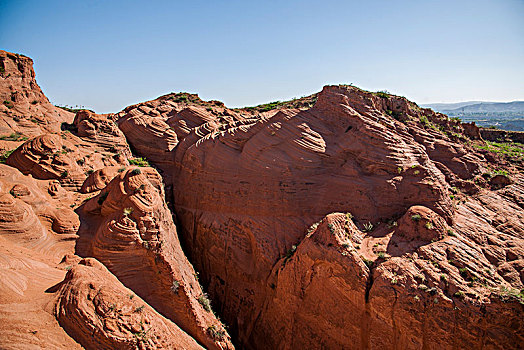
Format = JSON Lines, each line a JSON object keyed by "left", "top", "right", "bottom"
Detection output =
{"left": 0, "top": 149, "right": 14, "bottom": 163}
{"left": 0, "top": 133, "right": 27, "bottom": 141}
{"left": 473, "top": 141, "right": 524, "bottom": 159}
{"left": 128, "top": 157, "right": 150, "bottom": 167}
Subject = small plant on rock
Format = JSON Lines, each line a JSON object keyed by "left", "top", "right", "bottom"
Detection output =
{"left": 123, "top": 207, "right": 134, "bottom": 216}
{"left": 363, "top": 222, "right": 374, "bottom": 232}
{"left": 411, "top": 214, "right": 421, "bottom": 221}
{"left": 207, "top": 325, "right": 226, "bottom": 340}
{"left": 171, "top": 280, "right": 180, "bottom": 293}
{"left": 134, "top": 305, "right": 145, "bottom": 313}
{"left": 198, "top": 293, "right": 212, "bottom": 312}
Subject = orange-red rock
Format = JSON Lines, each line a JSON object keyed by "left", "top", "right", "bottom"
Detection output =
{"left": 171, "top": 85, "right": 523, "bottom": 348}
{"left": 55, "top": 257, "right": 204, "bottom": 350}
{"left": 0, "top": 50, "right": 74, "bottom": 138}
{"left": 1, "top": 48, "right": 523, "bottom": 350}
{"left": 77, "top": 167, "right": 233, "bottom": 350}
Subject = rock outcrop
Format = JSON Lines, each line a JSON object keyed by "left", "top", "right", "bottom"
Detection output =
{"left": 170, "top": 85, "right": 523, "bottom": 348}
{"left": 55, "top": 257, "right": 204, "bottom": 350}
{"left": 77, "top": 167, "right": 233, "bottom": 350}
{"left": 6, "top": 122, "right": 129, "bottom": 189}
{"left": 0, "top": 50, "right": 74, "bottom": 138}
{"left": 1, "top": 49, "right": 522, "bottom": 350}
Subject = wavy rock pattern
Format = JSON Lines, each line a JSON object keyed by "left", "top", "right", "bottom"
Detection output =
{"left": 73, "top": 110, "right": 132, "bottom": 159}
{"left": 6, "top": 130, "right": 128, "bottom": 190}
{"left": 55, "top": 258, "right": 204, "bottom": 350}
{"left": 78, "top": 167, "right": 233, "bottom": 350}
{"left": 171, "top": 85, "right": 523, "bottom": 348}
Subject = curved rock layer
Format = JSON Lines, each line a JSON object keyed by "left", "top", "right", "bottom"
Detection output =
{"left": 55, "top": 257, "right": 204, "bottom": 350}
{"left": 1, "top": 47, "right": 523, "bottom": 350}
{"left": 170, "top": 85, "right": 523, "bottom": 348}
{"left": 0, "top": 164, "right": 79, "bottom": 261}
{"left": 77, "top": 167, "right": 233, "bottom": 350}
{"left": 0, "top": 50, "right": 74, "bottom": 138}
{"left": 0, "top": 241, "right": 83, "bottom": 350}
{"left": 6, "top": 130, "right": 128, "bottom": 190}
{"left": 113, "top": 93, "right": 248, "bottom": 182}
{"left": 73, "top": 110, "right": 132, "bottom": 159}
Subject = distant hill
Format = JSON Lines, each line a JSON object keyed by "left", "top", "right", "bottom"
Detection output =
{"left": 423, "top": 101, "right": 524, "bottom": 114}
{"left": 422, "top": 101, "right": 483, "bottom": 112}
{"left": 422, "top": 101, "right": 524, "bottom": 131}
{"left": 443, "top": 101, "right": 524, "bottom": 114}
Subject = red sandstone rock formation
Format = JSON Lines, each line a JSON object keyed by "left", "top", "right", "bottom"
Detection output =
{"left": 0, "top": 50, "right": 74, "bottom": 138}
{"left": 77, "top": 167, "right": 233, "bottom": 349}
{"left": 6, "top": 121, "right": 130, "bottom": 189}
{"left": 0, "top": 49, "right": 522, "bottom": 350}
{"left": 55, "top": 257, "right": 204, "bottom": 350}
{"left": 171, "top": 85, "right": 523, "bottom": 348}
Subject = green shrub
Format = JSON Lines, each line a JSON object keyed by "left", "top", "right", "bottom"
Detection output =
{"left": 0, "top": 132, "right": 26, "bottom": 141}
{"left": 411, "top": 214, "right": 421, "bottom": 221}
{"left": 198, "top": 294, "right": 212, "bottom": 312}
{"left": 375, "top": 90, "right": 391, "bottom": 98}
{"left": 130, "top": 168, "right": 142, "bottom": 175}
{"left": 362, "top": 258, "right": 373, "bottom": 268}
{"left": 454, "top": 291, "right": 465, "bottom": 298}
{"left": 171, "top": 280, "right": 180, "bottom": 293}
{"left": 0, "top": 149, "right": 14, "bottom": 163}
{"left": 123, "top": 207, "right": 134, "bottom": 216}
{"left": 134, "top": 305, "right": 145, "bottom": 313}
{"left": 207, "top": 325, "right": 226, "bottom": 340}
{"left": 128, "top": 157, "right": 150, "bottom": 167}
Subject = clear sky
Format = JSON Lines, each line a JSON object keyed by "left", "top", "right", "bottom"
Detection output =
{"left": 1, "top": 0, "right": 523, "bottom": 113}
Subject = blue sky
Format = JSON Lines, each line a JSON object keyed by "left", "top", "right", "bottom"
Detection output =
{"left": 1, "top": 0, "right": 523, "bottom": 113}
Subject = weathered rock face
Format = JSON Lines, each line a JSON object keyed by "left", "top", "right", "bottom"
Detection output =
{"left": 6, "top": 125, "right": 129, "bottom": 189}
{"left": 0, "top": 50, "right": 74, "bottom": 139}
{"left": 77, "top": 167, "right": 233, "bottom": 350}
{"left": 112, "top": 93, "right": 248, "bottom": 183}
{"left": 72, "top": 109, "right": 132, "bottom": 159}
{"left": 55, "top": 257, "right": 204, "bottom": 350}
{"left": 171, "top": 85, "right": 523, "bottom": 348}
{"left": 0, "top": 164, "right": 79, "bottom": 247}
{"left": 1, "top": 49, "right": 523, "bottom": 350}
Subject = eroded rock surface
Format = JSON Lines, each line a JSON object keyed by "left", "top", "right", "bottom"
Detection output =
{"left": 170, "top": 85, "right": 523, "bottom": 348}
{"left": 1, "top": 49, "right": 522, "bottom": 350}
{"left": 0, "top": 50, "right": 74, "bottom": 139}
{"left": 77, "top": 167, "right": 233, "bottom": 350}
{"left": 55, "top": 257, "right": 204, "bottom": 350}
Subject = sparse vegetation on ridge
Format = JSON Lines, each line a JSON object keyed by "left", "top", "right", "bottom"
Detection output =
{"left": 0, "top": 132, "right": 28, "bottom": 141}
{"left": 128, "top": 157, "right": 150, "bottom": 167}
{"left": 198, "top": 293, "right": 212, "bottom": 312}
